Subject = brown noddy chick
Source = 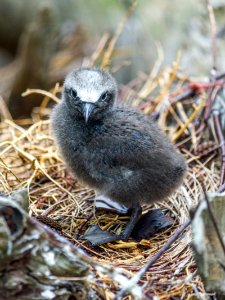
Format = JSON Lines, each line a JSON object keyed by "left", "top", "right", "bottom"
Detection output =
{"left": 51, "top": 67, "right": 187, "bottom": 245}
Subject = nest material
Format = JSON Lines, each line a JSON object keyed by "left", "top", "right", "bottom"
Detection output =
{"left": 0, "top": 61, "right": 222, "bottom": 299}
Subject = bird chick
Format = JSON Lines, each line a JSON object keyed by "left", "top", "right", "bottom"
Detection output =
{"left": 51, "top": 67, "right": 187, "bottom": 245}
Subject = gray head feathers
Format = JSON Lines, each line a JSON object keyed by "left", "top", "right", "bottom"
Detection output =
{"left": 64, "top": 67, "right": 117, "bottom": 104}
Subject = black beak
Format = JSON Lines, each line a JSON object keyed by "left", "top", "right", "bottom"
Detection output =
{"left": 82, "top": 102, "right": 95, "bottom": 124}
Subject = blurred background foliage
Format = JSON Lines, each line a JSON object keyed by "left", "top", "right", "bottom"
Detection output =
{"left": 0, "top": 0, "right": 225, "bottom": 117}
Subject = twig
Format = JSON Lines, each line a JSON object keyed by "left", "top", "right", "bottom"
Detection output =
{"left": 171, "top": 77, "right": 225, "bottom": 105}
{"left": 0, "top": 95, "right": 13, "bottom": 120}
{"left": 212, "top": 112, "right": 225, "bottom": 186}
{"left": 138, "top": 42, "right": 164, "bottom": 100}
{"left": 41, "top": 186, "right": 73, "bottom": 217}
{"left": 196, "top": 84, "right": 222, "bottom": 139}
{"left": 115, "top": 220, "right": 191, "bottom": 300}
{"left": 35, "top": 196, "right": 47, "bottom": 209}
{"left": 171, "top": 88, "right": 196, "bottom": 104}
{"left": 207, "top": 0, "right": 217, "bottom": 70}
{"left": 196, "top": 0, "right": 218, "bottom": 137}
{"left": 216, "top": 183, "right": 225, "bottom": 193}
{"left": 75, "top": 212, "right": 94, "bottom": 238}
{"left": 201, "top": 183, "right": 225, "bottom": 257}
{"left": 22, "top": 89, "right": 60, "bottom": 103}
{"left": 88, "top": 33, "right": 110, "bottom": 67}
{"left": 215, "top": 71, "right": 225, "bottom": 80}
{"left": 172, "top": 93, "right": 205, "bottom": 142}
{"left": 38, "top": 83, "right": 61, "bottom": 118}
{"left": 101, "top": 0, "right": 137, "bottom": 69}
{"left": 145, "top": 51, "right": 181, "bottom": 115}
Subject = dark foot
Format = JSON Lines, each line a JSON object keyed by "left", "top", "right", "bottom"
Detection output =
{"left": 79, "top": 207, "right": 173, "bottom": 245}
{"left": 95, "top": 195, "right": 129, "bottom": 215}
{"left": 131, "top": 209, "right": 174, "bottom": 241}
{"left": 79, "top": 225, "right": 121, "bottom": 246}
{"left": 80, "top": 204, "right": 143, "bottom": 245}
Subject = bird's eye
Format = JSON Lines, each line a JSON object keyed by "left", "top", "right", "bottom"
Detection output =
{"left": 100, "top": 92, "right": 108, "bottom": 101}
{"left": 70, "top": 89, "right": 77, "bottom": 99}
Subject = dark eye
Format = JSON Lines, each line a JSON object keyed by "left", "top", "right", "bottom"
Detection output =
{"left": 70, "top": 89, "right": 77, "bottom": 99}
{"left": 100, "top": 92, "right": 108, "bottom": 101}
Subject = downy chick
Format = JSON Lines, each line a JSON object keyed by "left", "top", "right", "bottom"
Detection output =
{"left": 51, "top": 68, "right": 187, "bottom": 244}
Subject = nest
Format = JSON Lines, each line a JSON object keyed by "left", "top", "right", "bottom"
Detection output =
{"left": 1, "top": 54, "right": 223, "bottom": 299}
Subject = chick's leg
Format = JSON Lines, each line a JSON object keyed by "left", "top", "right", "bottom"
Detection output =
{"left": 94, "top": 195, "right": 143, "bottom": 239}
{"left": 119, "top": 203, "right": 142, "bottom": 241}
{"left": 80, "top": 200, "right": 142, "bottom": 245}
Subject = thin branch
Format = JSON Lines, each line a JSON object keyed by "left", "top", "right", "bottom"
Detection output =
{"left": 203, "top": 86, "right": 221, "bottom": 123}
{"left": 101, "top": 0, "right": 137, "bottom": 69}
{"left": 212, "top": 113, "right": 225, "bottom": 186}
{"left": 0, "top": 95, "right": 13, "bottom": 120}
{"left": 171, "top": 88, "right": 196, "bottom": 104}
{"left": 172, "top": 93, "right": 205, "bottom": 142}
{"left": 201, "top": 183, "right": 225, "bottom": 257}
{"left": 215, "top": 71, "right": 225, "bottom": 80}
{"left": 207, "top": 0, "right": 217, "bottom": 71}
{"left": 217, "top": 183, "right": 225, "bottom": 193}
{"left": 22, "top": 89, "right": 60, "bottom": 103}
{"left": 88, "top": 33, "right": 110, "bottom": 67}
{"left": 115, "top": 220, "right": 191, "bottom": 300}
{"left": 74, "top": 212, "right": 94, "bottom": 238}
{"left": 171, "top": 74, "right": 225, "bottom": 105}
{"left": 41, "top": 186, "right": 73, "bottom": 217}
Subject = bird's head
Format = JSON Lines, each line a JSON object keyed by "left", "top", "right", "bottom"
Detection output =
{"left": 62, "top": 67, "right": 117, "bottom": 124}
